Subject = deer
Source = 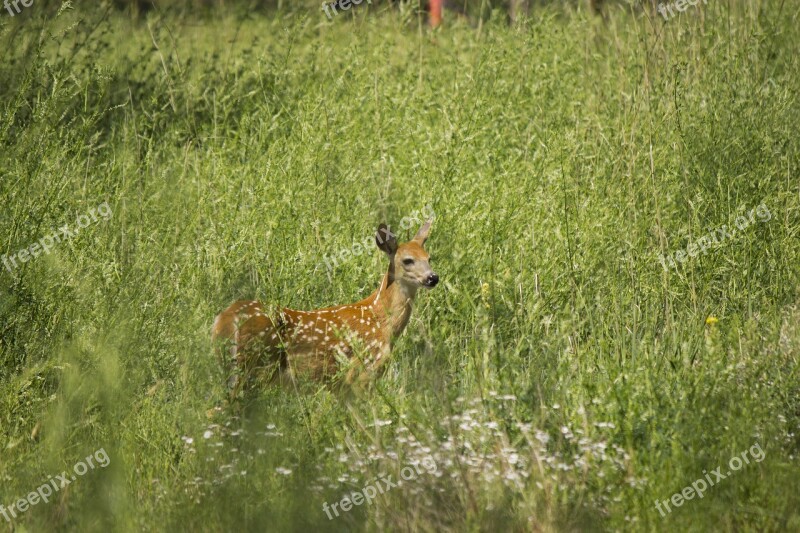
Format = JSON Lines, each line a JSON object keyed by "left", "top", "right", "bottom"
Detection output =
{"left": 211, "top": 219, "right": 438, "bottom": 398}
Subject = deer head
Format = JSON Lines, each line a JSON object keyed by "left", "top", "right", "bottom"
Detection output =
{"left": 375, "top": 219, "right": 438, "bottom": 292}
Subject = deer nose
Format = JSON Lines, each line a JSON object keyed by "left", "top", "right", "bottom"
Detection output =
{"left": 426, "top": 273, "right": 439, "bottom": 287}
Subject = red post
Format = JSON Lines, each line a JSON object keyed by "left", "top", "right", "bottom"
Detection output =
{"left": 429, "top": 0, "right": 442, "bottom": 27}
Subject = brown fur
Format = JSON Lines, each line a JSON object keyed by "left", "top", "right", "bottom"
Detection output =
{"left": 212, "top": 220, "right": 437, "bottom": 397}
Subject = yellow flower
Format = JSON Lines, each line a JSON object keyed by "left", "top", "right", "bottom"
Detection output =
{"left": 705, "top": 316, "right": 718, "bottom": 326}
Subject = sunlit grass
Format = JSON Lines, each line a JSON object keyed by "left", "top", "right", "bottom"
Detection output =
{"left": 1, "top": 1, "right": 799, "bottom": 531}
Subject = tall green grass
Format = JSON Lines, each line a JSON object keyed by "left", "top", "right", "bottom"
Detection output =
{"left": 1, "top": 1, "right": 799, "bottom": 531}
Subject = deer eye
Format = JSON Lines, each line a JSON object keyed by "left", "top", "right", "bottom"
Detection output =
{"left": 402, "top": 258, "right": 415, "bottom": 266}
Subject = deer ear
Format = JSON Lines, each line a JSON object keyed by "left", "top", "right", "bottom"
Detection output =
{"left": 375, "top": 223, "right": 398, "bottom": 255}
{"left": 413, "top": 219, "right": 432, "bottom": 245}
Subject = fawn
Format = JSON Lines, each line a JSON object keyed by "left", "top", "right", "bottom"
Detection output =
{"left": 212, "top": 219, "right": 438, "bottom": 396}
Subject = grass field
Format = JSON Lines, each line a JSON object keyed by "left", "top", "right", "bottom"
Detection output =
{"left": 1, "top": 0, "right": 799, "bottom": 531}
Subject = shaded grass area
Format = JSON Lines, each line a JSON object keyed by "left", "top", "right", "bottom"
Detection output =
{"left": 1, "top": 1, "right": 799, "bottom": 530}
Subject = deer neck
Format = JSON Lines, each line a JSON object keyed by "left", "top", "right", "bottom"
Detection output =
{"left": 369, "top": 272, "right": 417, "bottom": 339}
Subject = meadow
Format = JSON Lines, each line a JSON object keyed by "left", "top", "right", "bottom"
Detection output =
{"left": 1, "top": 0, "right": 799, "bottom": 531}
